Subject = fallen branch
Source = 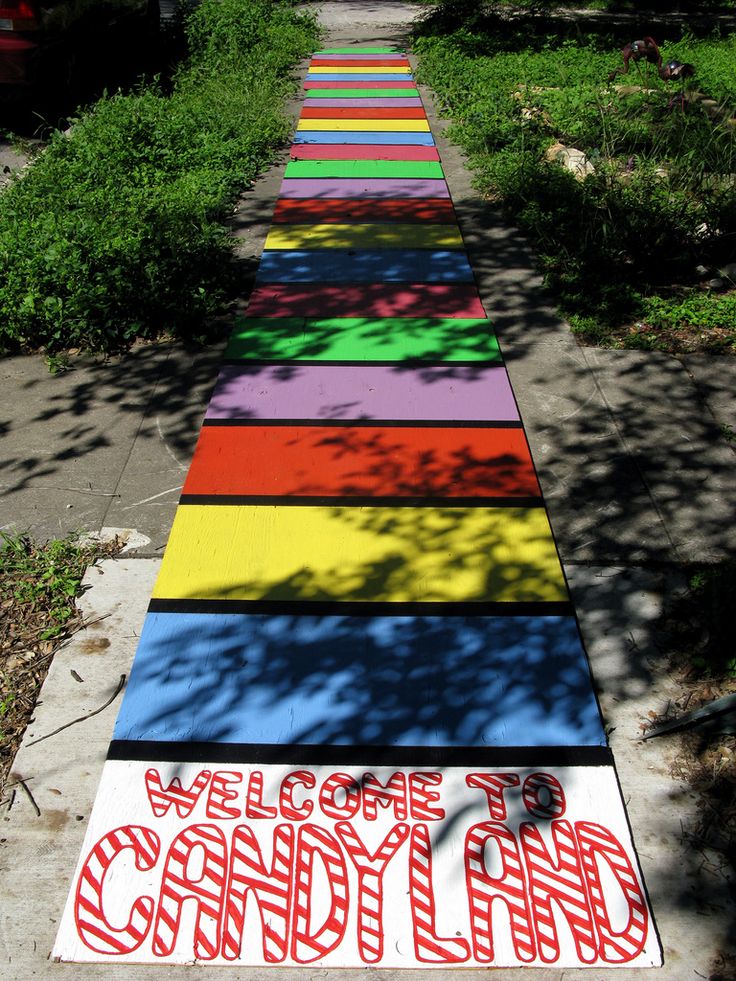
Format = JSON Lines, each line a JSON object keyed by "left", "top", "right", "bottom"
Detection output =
{"left": 26, "top": 674, "right": 126, "bottom": 747}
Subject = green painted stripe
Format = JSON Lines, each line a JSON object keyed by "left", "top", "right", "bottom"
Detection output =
{"left": 284, "top": 160, "right": 443, "bottom": 180}
{"left": 317, "top": 47, "right": 398, "bottom": 54}
{"left": 226, "top": 318, "right": 502, "bottom": 362}
{"left": 306, "top": 88, "right": 418, "bottom": 98}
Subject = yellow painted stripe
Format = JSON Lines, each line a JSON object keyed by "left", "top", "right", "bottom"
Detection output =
{"left": 309, "top": 66, "right": 412, "bottom": 75}
{"left": 152, "top": 506, "right": 567, "bottom": 604}
{"left": 264, "top": 223, "right": 464, "bottom": 249}
{"left": 296, "top": 119, "right": 430, "bottom": 132}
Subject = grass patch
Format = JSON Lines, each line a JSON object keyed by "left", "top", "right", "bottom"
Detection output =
{"left": 0, "top": 533, "right": 120, "bottom": 797}
{"left": 0, "top": 0, "right": 320, "bottom": 355}
{"left": 414, "top": 8, "right": 736, "bottom": 352}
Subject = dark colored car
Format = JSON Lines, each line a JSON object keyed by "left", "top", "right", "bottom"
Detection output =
{"left": 0, "top": 0, "right": 159, "bottom": 103}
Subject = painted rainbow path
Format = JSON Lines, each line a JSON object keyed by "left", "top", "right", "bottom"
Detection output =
{"left": 55, "top": 48, "right": 661, "bottom": 969}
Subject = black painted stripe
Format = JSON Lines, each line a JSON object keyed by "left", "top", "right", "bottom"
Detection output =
{"left": 108, "top": 740, "right": 613, "bottom": 767}
{"left": 178, "top": 494, "right": 545, "bottom": 508}
{"left": 202, "top": 418, "right": 525, "bottom": 429}
{"left": 147, "top": 598, "right": 575, "bottom": 617}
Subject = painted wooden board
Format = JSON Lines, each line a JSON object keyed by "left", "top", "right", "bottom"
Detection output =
{"left": 303, "top": 80, "right": 417, "bottom": 89}
{"left": 54, "top": 759, "right": 659, "bottom": 968}
{"left": 245, "top": 283, "right": 486, "bottom": 318}
{"left": 205, "top": 364, "right": 518, "bottom": 422}
{"left": 264, "top": 224, "right": 461, "bottom": 249}
{"left": 150, "top": 504, "right": 567, "bottom": 604}
{"left": 224, "top": 317, "right": 500, "bottom": 362}
{"left": 294, "top": 133, "right": 435, "bottom": 146}
{"left": 297, "top": 119, "right": 430, "bottom": 132}
{"left": 256, "top": 249, "right": 472, "bottom": 283}
{"left": 308, "top": 66, "right": 412, "bottom": 75}
{"left": 55, "top": 42, "right": 660, "bottom": 973}
{"left": 303, "top": 98, "right": 424, "bottom": 108}
{"left": 318, "top": 46, "right": 399, "bottom": 52}
{"left": 284, "top": 160, "right": 442, "bottom": 180}
{"left": 113, "top": 612, "right": 602, "bottom": 746}
{"left": 288, "top": 144, "right": 440, "bottom": 161}
{"left": 311, "top": 59, "right": 410, "bottom": 67}
{"left": 182, "top": 425, "right": 538, "bottom": 499}
{"left": 303, "top": 87, "right": 419, "bottom": 97}
{"left": 300, "top": 107, "right": 427, "bottom": 120}
{"left": 280, "top": 178, "right": 447, "bottom": 198}
{"left": 273, "top": 198, "right": 454, "bottom": 222}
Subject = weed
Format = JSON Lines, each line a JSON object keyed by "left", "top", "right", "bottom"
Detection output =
{"left": 414, "top": 18, "right": 736, "bottom": 351}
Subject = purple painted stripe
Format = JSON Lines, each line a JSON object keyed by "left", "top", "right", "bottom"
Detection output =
{"left": 304, "top": 97, "right": 423, "bottom": 108}
{"left": 314, "top": 53, "right": 408, "bottom": 60}
{"left": 280, "top": 178, "right": 450, "bottom": 199}
{"left": 206, "top": 365, "right": 520, "bottom": 422}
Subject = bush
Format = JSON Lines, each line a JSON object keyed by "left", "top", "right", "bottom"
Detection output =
{"left": 0, "top": 0, "right": 320, "bottom": 354}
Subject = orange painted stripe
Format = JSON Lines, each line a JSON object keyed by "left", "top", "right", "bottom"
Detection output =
{"left": 310, "top": 59, "right": 409, "bottom": 67}
{"left": 183, "top": 425, "right": 541, "bottom": 499}
{"left": 301, "top": 106, "right": 426, "bottom": 119}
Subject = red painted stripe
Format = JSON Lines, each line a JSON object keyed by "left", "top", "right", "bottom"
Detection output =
{"left": 246, "top": 283, "right": 486, "bottom": 318}
{"left": 272, "top": 198, "right": 455, "bottom": 223}
{"left": 311, "top": 59, "right": 409, "bottom": 67}
{"left": 184, "top": 426, "right": 540, "bottom": 498}
{"left": 301, "top": 106, "right": 426, "bottom": 119}
{"left": 304, "top": 80, "right": 416, "bottom": 89}
{"left": 289, "top": 144, "right": 440, "bottom": 161}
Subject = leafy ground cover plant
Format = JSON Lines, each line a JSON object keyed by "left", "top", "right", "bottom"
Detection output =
{"left": 0, "top": 533, "right": 120, "bottom": 797}
{"left": 0, "top": 0, "right": 320, "bottom": 355}
{"left": 414, "top": 6, "right": 736, "bottom": 353}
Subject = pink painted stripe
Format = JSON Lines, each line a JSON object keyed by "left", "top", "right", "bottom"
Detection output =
{"left": 280, "top": 178, "right": 449, "bottom": 198}
{"left": 207, "top": 365, "right": 518, "bottom": 422}
{"left": 304, "top": 80, "right": 416, "bottom": 89}
{"left": 304, "top": 98, "right": 423, "bottom": 107}
{"left": 246, "top": 283, "right": 486, "bottom": 318}
{"left": 289, "top": 144, "right": 440, "bottom": 161}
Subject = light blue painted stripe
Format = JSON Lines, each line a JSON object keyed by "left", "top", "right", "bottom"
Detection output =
{"left": 113, "top": 613, "right": 606, "bottom": 748}
{"left": 294, "top": 131, "right": 435, "bottom": 145}
{"left": 256, "top": 249, "right": 474, "bottom": 283}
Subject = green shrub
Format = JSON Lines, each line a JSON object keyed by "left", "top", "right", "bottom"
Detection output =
{"left": 0, "top": 0, "right": 319, "bottom": 354}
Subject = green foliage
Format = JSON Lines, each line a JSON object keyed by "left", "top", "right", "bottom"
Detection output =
{"left": 0, "top": 0, "right": 320, "bottom": 354}
{"left": 0, "top": 533, "right": 100, "bottom": 639}
{"left": 414, "top": 24, "right": 736, "bottom": 346}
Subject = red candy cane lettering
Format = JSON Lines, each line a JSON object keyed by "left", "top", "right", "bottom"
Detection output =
{"left": 335, "top": 821, "right": 410, "bottom": 963}
{"left": 292, "top": 824, "right": 349, "bottom": 963}
{"left": 145, "top": 767, "right": 211, "bottom": 818}
{"left": 410, "top": 824, "right": 470, "bottom": 963}
{"left": 153, "top": 824, "right": 227, "bottom": 960}
{"left": 206, "top": 771, "right": 243, "bottom": 819}
{"left": 466, "top": 773, "right": 520, "bottom": 820}
{"left": 75, "top": 825, "right": 160, "bottom": 955}
{"left": 520, "top": 819, "right": 596, "bottom": 963}
{"left": 465, "top": 822, "right": 535, "bottom": 963}
{"left": 222, "top": 824, "right": 294, "bottom": 962}
{"left": 522, "top": 773, "right": 566, "bottom": 819}
{"left": 409, "top": 772, "right": 445, "bottom": 821}
{"left": 279, "top": 770, "right": 315, "bottom": 821}
{"left": 245, "top": 770, "right": 277, "bottom": 819}
{"left": 319, "top": 772, "right": 360, "bottom": 820}
{"left": 575, "top": 822, "right": 649, "bottom": 963}
{"left": 362, "top": 772, "right": 408, "bottom": 821}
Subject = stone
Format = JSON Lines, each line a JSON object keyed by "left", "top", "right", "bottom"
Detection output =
{"left": 544, "top": 142, "right": 595, "bottom": 180}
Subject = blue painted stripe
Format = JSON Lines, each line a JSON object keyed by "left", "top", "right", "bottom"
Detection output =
{"left": 113, "top": 613, "right": 606, "bottom": 748}
{"left": 295, "top": 131, "right": 435, "bottom": 145}
{"left": 256, "top": 249, "right": 474, "bottom": 283}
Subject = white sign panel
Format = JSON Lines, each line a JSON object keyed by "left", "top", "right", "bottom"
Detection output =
{"left": 54, "top": 760, "right": 660, "bottom": 967}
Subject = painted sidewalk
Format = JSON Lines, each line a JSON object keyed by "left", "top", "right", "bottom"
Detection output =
{"left": 53, "top": 48, "right": 661, "bottom": 969}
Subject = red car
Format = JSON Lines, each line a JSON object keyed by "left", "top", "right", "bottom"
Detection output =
{"left": 0, "top": 0, "right": 159, "bottom": 102}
